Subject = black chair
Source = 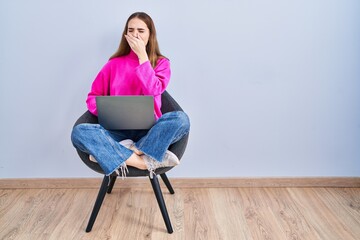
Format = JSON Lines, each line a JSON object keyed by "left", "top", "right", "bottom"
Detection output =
{"left": 72, "top": 91, "right": 189, "bottom": 234}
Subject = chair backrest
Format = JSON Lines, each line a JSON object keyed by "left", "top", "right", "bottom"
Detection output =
{"left": 161, "top": 91, "right": 183, "bottom": 113}
{"left": 73, "top": 91, "right": 189, "bottom": 175}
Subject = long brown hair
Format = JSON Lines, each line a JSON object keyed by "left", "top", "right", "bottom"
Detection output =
{"left": 109, "top": 12, "right": 165, "bottom": 68}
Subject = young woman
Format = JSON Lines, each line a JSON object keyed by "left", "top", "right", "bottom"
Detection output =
{"left": 71, "top": 12, "right": 190, "bottom": 178}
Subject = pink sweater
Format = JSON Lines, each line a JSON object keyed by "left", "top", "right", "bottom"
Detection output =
{"left": 86, "top": 50, "right": 171, "bottom": 119}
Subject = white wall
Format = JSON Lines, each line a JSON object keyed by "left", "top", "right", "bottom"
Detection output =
{"left": 1, "top": 0, "right": 359, "bottom": 178}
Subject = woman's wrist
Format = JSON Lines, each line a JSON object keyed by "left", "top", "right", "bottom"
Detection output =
{"left": 138, "top": 53, "right": 149, "bottom": 64}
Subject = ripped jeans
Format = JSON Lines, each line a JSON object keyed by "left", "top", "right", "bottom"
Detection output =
{"left": 71, "top": 111, "right": 190, "bottom": 176}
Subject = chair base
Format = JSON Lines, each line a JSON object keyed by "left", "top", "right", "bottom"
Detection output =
{"left": 85, "top": 173, "right": 174, "bottom": 234}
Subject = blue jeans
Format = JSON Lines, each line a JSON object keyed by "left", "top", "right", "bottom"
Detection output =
{"left": 71, "top": 111, "right": 190, "bottom": 176}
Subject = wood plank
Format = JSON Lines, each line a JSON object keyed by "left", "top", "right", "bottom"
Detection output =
{"left": 263, "top": 188, "right": 321, "bottom": 239}
{"left": 1, "top": 185, "right": 360, "bottom": 239}
{"left": 208, "top": 188, "right": 251, "bottom": 239}
{"left": 48, "top": 189, "right": 95, "bottom": 239}
{"left": 288, "top": 188, "right": 359, "bottom": 240}
{"left": 327, "top": 188, "right": 360, "bottom": 225}
{"left": 237, "top": 188, "right": 286, "bottom": 239}
{"left": 313, "top": 188, "right": 360, "bottom": 238}
{"left": 1, "top": 177, "right": 359, "bottom": 189}
{"left": 182, "top": 189, "right": 222, "bottom": 240}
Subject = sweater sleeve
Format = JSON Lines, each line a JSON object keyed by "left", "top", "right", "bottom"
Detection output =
{"left": 135, "top": 58, "right": 171, "bottom": 95}
{"left": 86, "top": 64, "right": 110, "bottom": 116}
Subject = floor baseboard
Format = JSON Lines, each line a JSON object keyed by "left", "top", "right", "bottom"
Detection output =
{"left": 0, "top": 177, "right": 359, "bottom": 189}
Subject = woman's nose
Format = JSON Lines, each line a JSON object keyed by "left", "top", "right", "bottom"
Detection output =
{"left": 132, "top": 32, "right": 138, "bottom": 38}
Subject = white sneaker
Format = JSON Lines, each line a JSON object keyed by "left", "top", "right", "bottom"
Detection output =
{"left": 89, "top": 155, "right": 97, "bottom": 163}
{"left": 161, "top": 150, "right": 180, "bottom": 166}
{"left": 119, "top": 139, "right": 134, "bottom": 149}
{"left": 88, "top": 139, "right": 136, "bottom": 163}
{"left": 119, "top": 139, "right": 143, "bottom": 155}
{"left": 119, "top": 139, "right": 180, "bottom": 165}
{"left": 141, "top": 153, "right": 180, "bottom": 178}
{"left": 142, "top": 151, "right": 180, "bottom": 169}
{"left": 119, "top": 139, "right": 180, "bottom": 178}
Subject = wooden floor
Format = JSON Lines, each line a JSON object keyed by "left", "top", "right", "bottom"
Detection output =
{"left": 1, "top": 180, "right": 359, "bottom": 239}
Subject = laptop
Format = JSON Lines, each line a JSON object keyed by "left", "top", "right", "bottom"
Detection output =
{"left": 96, "top": 96, "right": 155, "bottom": 130}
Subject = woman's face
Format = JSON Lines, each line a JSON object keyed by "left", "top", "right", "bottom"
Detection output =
{"left": 127, "top": 18, "right": 150, "bottom": 46}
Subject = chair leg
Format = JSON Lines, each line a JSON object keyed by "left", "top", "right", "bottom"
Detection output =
{"left": 149, "top": 175, "right": 174, "bottom": 234}
{"left": 160, "top": 173, "right": 175, "bottom": 194}
{"left": 107, "top": 175, "right": 117, "bottom": 194}
{"left": 86, "top": 175, "right": 109, "bottom": 232}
